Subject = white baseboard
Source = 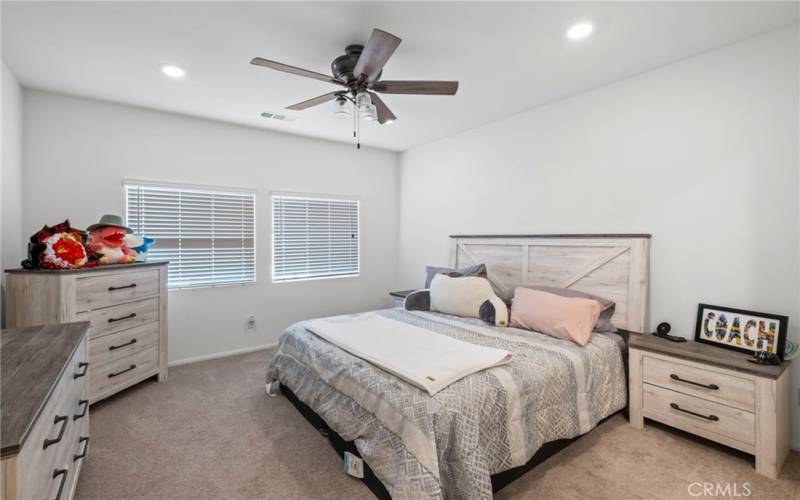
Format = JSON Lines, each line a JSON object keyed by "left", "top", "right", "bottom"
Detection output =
{"left": 168, "top": 342, "right": 277, "bottom": 367}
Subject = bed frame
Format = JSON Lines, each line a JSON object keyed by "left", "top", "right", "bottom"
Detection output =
{"left": 280, "top": 234, "right": 651, "bottom": 498}
{"left": 450, "top": 234, "right": 651, "bottom": 332}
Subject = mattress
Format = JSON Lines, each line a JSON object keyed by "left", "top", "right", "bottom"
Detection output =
{"left": 267, "top": 308, "right": 627, "bottom": 499}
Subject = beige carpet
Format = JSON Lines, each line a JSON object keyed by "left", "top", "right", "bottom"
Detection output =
{"left": 77, "top": 349, "right": 799, "bottom": 499}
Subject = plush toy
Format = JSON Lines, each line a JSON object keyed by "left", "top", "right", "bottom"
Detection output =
{"left": 123, "top": 234, "right": 155, "bottom": 262}
{"left": 21, "top": 220, "right": 88, "bottom": 270}
{"left": 86, "top": 214, "right": 137, "bottom": 265}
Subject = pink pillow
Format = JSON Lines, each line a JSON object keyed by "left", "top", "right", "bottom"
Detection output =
{"left": 509, "top": 287, "right": 604, "bottom": 346}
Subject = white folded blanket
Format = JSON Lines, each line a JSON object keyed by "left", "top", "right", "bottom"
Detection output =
{"left": 305, "top": 312, "right": 512, "bottom": 395}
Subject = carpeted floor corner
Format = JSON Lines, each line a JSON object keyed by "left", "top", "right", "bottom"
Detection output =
{"left": 76, "top": 349, "right": 799, "bottom": 499}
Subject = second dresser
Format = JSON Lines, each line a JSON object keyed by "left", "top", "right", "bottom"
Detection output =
{"left": 5, "top": 261, "right": 168, "bottom": 403}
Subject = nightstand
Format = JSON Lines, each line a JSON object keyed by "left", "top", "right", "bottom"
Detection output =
{"left": 629, "top": 335, "right": 791, "bottom": 478}
{"left": 389, "top": 289, "right": 416, "bottom": 308}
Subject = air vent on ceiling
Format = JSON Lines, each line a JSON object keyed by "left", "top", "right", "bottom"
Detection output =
{"left": 261, "top": 112, "right": 297, "bottom": 122}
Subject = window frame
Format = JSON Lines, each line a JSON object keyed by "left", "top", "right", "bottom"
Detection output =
{"left": 271, "top": 191, "right": 361, "bottom": 284}
{"left": 124, "top": 179, "right": 257, "bottom": 290}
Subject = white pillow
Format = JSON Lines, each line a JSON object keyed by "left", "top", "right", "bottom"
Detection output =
{"left": 429, "top": 274, "right": 497, "bottom": 319}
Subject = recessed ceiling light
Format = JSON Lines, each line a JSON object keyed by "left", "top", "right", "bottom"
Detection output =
{"left": 566, "top": 23, "right": 593, "bottom": 40}
{"left": 161, "top": 64, "right": 186, "bottom": 78}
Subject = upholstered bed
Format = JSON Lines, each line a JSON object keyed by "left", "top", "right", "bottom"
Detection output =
{"left": 267, "top": 234, "right": 651, "bottom": 498}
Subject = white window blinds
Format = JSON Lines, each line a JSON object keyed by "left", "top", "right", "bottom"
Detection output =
{"left": 125, "top": 182, "right": 256, "bottom": 289}
{"left": 272, "top": 194, "right": 359, "bottom": 282}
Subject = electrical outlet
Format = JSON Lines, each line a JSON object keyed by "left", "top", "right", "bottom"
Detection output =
{"left": 247, "top": 315, "right": 256, "bottom": 329}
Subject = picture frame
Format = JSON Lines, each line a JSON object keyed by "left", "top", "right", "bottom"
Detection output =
{"left": 694, "top": 303, "right": 789, "bottom": 360}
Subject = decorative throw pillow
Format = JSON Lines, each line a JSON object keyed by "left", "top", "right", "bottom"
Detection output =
{"left": 404, "top": 290, "right": 431, "bottom": 311}
{"left": 518, "top": 285, "right": 617, "bottom": 332}
{"left": 509, "top": 287, "right": 604, "bottom": 346}
{"left": 429, "top": 274, "right": 496, "bottom": 319}
{"left": 405, "top": 288, "right": 508, "bottom": 327}
{"left": 479, "top": 297, "right": 509, "bottom": 327}
{"left": 424, "top": 263, "right": 487, "bottom": 288}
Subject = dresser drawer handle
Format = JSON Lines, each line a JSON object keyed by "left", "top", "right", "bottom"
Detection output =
{"left": 670, "top": 402, "right": 719, "bottom": 421}
{"left": 74, "top": 436, "right": 90, "bottom": 461}
{"left": 669, "top": 374, "right": 719, "bottom": 390}
{"left": 52, "top": 468, "right": 68, "bottom": 500}
{"left": 108, "top": 313, "right": 136, "bottom": 323}
{"left": 108, "top": 283, "right": 137, "bottom": 291}
{"left": 73, "top": 399, "right": 89, "bottom": 420}
{"left": 109, "top": 338, "right": 138, "bottom": 351}
{"left": 43, "top": 415, "right": 69, "bottom": 449}
{"left": 73, "top": 361, "right": 89, "bottom": 379}
{"left": 108, "top": 364, "right": 136, "bottom": 378}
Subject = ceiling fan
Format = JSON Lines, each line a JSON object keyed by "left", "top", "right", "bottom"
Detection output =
{"left": 251, "top": 28, "right": 459, "bottom": 147}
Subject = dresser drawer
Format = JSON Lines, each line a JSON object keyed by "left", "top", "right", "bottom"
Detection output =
{"left": 75, "top": 269, "right": 160, "bottom": 312}
{"left": 89, "top": 346, "right": 159, "bottom": 402}
{"left": 76, "top": 297, "right": 159, "bottom": 340}
{"left": 643, "top": 383, "right": 755, "bottom": 450}
{"left": 89, "top": 322, "right": 159, "bottom": 368}
{"left": 642, "top": 355, "right": 755, "bottom": 412}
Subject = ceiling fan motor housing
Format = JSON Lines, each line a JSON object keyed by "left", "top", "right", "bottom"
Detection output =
{"left": 332, "top": 45, "right": 381, "bottom": 87}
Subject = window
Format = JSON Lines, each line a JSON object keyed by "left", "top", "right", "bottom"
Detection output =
{"left": 272, "top": 194, "right": 359, "bottom": 282}
{"left": 125, "top": 181, "right": 256, "bottom": 289}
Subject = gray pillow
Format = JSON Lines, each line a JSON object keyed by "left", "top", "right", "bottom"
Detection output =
{"left": 403, "top": 289, "right": 431, "bottom": 311}
{"left": 425, "top": 263, "right": 487, "bottom": 288}
{"left": 517, "top": 285, "right": 617, "bottom": 333}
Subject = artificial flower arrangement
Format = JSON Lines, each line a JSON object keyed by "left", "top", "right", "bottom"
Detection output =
{"left": 21, "top": 215, "right": 154, "bottom": 270}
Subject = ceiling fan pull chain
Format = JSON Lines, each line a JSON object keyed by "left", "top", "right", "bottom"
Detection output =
{"left": 356, "top": 108, "right": 361, "bottom": 150}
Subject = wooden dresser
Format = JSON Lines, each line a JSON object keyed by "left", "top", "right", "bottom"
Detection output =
{"left": 1, "top": 323, "right": 90, "bottom": 500}
{"left": 629, "top": 334, "right": 790, "bottom": 478}
{"left": 5, "top": 262, "right": 168, "bottom": 403}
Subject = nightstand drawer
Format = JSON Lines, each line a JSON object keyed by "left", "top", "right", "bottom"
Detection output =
{"left": 643, "top": 384, "right": 755, "bottom": 451}
{"left": 642, "top": 355, "right": 754, "bottom": 412}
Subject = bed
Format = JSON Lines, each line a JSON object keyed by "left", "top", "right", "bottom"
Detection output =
{"left": 267, "top": 234, "right": 651, "bottom": 499}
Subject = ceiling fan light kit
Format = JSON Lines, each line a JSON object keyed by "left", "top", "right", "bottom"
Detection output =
{"left": 251, "top": 28, "right": 459, "bottom": 149}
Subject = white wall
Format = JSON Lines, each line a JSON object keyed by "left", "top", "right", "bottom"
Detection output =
{"left": 21, "top": 90, "right": 399, "bottom": 363}
{"left": 1, "top": 60, "right": 24, "bottom": 327}
{"left": 397, "top": 26, "right": 800, "bottom": 449}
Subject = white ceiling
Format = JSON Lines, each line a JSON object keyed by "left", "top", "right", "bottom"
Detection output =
{"left": 2, "top": 2, "right": 797, "bottom": 151}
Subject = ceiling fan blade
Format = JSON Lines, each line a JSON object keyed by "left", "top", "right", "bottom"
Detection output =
{"left": 250, "top": 57, "right": 344, "bottom": 86}
{"left": 367, "top": 92, "right": 397, "bottom": 124}
{"left": 371, "top": 80, "right": 459, "bottom": 95}
{"left": 286, "top": 91, "right": 342, "bottom": 111}
{"left": 353, "top": 29, "right": 402, "bottom": 82}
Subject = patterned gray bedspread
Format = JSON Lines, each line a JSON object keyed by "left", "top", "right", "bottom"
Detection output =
{"left": 267, "top": 309, "right": 627, "bottom": 499}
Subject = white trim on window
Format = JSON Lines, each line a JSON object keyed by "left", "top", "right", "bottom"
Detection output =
{"left": 271, "top": 193, "right": 360, "bottom": 283}
{"left": 125, "top": 181, "right": 256, "bottom": 289}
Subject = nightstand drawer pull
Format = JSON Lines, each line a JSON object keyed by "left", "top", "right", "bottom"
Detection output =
{"left": 670, "top": 402, "right": 719, "bottom": 421}
{"left": 52, "top": 468, "right": 68, "bottom": 500}
{"left": 670, "top": 373, "right": 719, "bottom": 390}
{"left": 74, "top": 436, "right": 90, "bottom": 461}
{"left": 109, "top": 338, "right": 137, "bottom": 351}
{"left": 43, "top": 415, "right": 69, "bottom": 449}
{"left": 108, "top": 283, "right": 137, "bottom": 291}
{"left": 108, "top": 312, "right": 136, "bottom": 323}
{"left": 73, "top": 399, "right": 89, "bottom": 420}
{"left": 108, "top": 364, "right": 136, "bottom": 378}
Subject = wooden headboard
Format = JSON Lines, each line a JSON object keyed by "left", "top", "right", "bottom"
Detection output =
{"left": 449, "top": 234, "right": 651, "bottom": 332}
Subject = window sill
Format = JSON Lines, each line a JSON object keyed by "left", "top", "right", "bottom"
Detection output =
{"left": 168, "top": 281, "right": 257, "bottom": 292}
{"left": 272, "top": 273, "right": 360, "bottom": 284}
